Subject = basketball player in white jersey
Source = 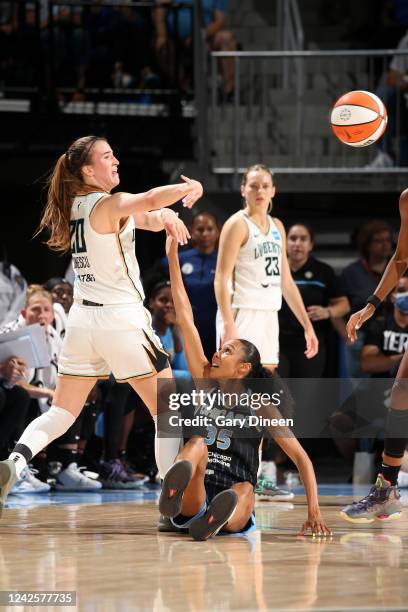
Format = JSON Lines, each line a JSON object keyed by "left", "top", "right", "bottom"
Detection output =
{"left": 215, "top": 164, "right": 318, "bottom": 366}
{"left": 0, "top": 135, "right": 203, "bottom": 514}
{"left": 215, "top": 164, "right": 318, "bottom": 495}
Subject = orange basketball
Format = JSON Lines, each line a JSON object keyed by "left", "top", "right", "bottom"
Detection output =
{"left": 330, "top": 90, "right": 387, "bottom": 147}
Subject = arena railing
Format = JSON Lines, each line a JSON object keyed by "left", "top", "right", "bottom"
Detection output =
{"left": 209, "top": 49, "right": 408, "bottom": 176}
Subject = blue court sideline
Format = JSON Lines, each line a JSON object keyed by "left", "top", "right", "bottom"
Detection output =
{"left": 7, "top": 484, "right": 408, "bottom": 510}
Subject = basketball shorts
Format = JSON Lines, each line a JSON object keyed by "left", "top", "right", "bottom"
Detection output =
{"left": 216, "top": 308, "right": 279, "bottom": 366}
{"left": 58, "top": 302, "right": 169, "bottom": 381}
{"left": 171, "top": 480, "right": 256, "bottom": 535}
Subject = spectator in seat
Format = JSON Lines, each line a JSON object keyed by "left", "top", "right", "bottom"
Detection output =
{"left": 0, "top": 256, "right": 27, "bottom": 326}
{"left": 154, "top": 0, "right": 237, "bottom": 98}
{"left": 341, "top": 220, "right": 392, "bottom": 377}
{"left": 0, "top": 285, "right": 101, "bottom": 493}
{"left": 44, "top": 277, "right": 74, "bottom": 340}
{"left": 0, "top": 358, "right": 30, "bottom": 461}
{"left": 369, "top": 27, "right": 408, "bottom": 167}
{"left": 279, "top": 223, "right": 350, "bottom": 379}
{"left": 330, "top": 288, "right": 408, "bottom": 474}
{"left": 149, "top": 280, "right": 190, "bottom": 380}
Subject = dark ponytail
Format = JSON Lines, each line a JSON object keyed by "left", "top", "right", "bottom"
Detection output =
{"left": 238, "top": 339, "right": 294, "bottom": 419}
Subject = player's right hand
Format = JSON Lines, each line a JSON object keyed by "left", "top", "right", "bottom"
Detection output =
{"left": 299, "top": 512, "right": 332, "bottom": 536}
{"left": 346, "top": 304, "right": 375, "bottom": 343}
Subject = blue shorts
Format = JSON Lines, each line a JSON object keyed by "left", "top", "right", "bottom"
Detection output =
{"left": 171, "top": 481, "right": 256, "bottom": 536}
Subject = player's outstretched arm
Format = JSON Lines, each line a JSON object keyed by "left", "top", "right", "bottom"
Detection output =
{"left": 347, "top": 189, "right": 408, "bottom": 342}
{"left": 133, "top": 209, "right": 191, "bottom": 245}
{"left": 277, "top": 435, "right": 331, "bottom": 536}
{"left": 166, "top": 235, "right": 210, "bottom": 379}
{"left": 107, "top": 175, "right": 203, "bottom": 220}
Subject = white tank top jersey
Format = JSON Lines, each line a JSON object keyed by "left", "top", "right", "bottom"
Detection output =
{"left": 231, "top": 211, "right": 283, "bottom": 311}
{"left": 70, "top": 192, "right": 145, "bottom": 305}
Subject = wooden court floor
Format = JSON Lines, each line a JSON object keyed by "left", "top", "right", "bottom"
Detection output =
{"left": 0, "top": 490, "right": 408, "bottom": 611}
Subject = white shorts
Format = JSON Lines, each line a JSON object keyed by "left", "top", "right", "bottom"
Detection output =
{"left": 216, "top": 308, "right": 280, "bottom": 366}
{"left": 58, "top": 302, "right": 169, "bottom": 381}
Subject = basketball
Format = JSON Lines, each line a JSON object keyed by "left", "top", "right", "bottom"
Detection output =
{"left": 330, "top": 90, "right": 388, "bottom": 147}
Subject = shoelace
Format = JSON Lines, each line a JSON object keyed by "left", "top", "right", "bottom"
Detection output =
{"left": 16, "top": 467, "right": 42, "bottom": 485}
{"left": 20, "top": 466, "right": 39, "bottom": 479}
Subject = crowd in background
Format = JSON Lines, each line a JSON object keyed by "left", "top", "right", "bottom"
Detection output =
{"left": 0, "top": 0, "right": 237, "bottom": 102}
{"left": 1, "top": 212, "right": 407, "bottom": 493}
{"left": 2, "top": 0, "right": 408, "bottom": 107}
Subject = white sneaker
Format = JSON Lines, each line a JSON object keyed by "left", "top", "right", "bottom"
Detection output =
{"left": 55, "top": 463, "right": 102, "bottom": 492}
{"left": 259, "top": 461, "right": 277, "bottom": 484}
{"left": 11, "top": 467, "right": 51, "bottom": 494}
{"left": 365, "top": 151, "right": 393, "bottom": 168}
{"left": 397, "top": 470, "right": 408, "bottom": 488}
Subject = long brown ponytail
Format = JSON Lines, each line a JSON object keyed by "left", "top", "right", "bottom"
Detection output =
{"left": 36, "top": 135, "right": 106, "bottom": 252}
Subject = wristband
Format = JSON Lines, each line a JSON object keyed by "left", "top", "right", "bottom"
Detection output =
{"left": 366, "top": 294, "right": 382, "bottom": 309}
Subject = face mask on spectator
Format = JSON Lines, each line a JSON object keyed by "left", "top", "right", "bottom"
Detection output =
{"left": 395, "top": 293, "right": 408, "bottom": 315}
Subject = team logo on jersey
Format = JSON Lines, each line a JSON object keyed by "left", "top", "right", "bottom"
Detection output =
{"left": 254, "top": 241, "right": 281, "bottom": 259}
{"left": 182, "top": 263, "right": 194, "bottom": 275}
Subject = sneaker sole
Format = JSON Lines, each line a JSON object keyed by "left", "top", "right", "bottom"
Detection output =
{"left": 0, "top": 461, "right": 17, "bottom": 518}
{"left": 11, "top": 488, "right": 51, "bottom": 495}
{"left": 159, "top": 460, "right": 193, "bottom": 518}
{"left": 189, "top": 490, "right": 238, "bottom": 541}
{"left": 255, "top": 492, "right": 295, "bottom": 502}
{"left": 339, "top": 510, "right": 402, "bottom": 524}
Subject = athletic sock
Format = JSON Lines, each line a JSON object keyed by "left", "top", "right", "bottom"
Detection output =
{"left": 380, "top": 463, "right": 401, "bottom": 486}
{"left": 8, "top": 406, "right": 76, "bottom": 477}
{"left": 152, "top": 415, "right": 181, "bottom": 479}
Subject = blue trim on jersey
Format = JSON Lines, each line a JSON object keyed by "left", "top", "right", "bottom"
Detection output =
{"left": 295, "top": 280, "right": 326, "bottom": 289}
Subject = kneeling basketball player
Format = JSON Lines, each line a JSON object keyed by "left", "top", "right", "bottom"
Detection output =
{"left": 158, "top": 236, "right": 331, "bottom": 541}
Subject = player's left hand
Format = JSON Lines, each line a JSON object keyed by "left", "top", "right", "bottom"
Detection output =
{"left": 298, "top": 512, "right": 332, "bottom": 536}
{"left": 180, "top": 175, "right": 203, "bottom": 208}
{"left": 162, "top": 209, "right": 190, "bottom": 245}
{"left": 304, "top": 325, "right": 319, "bottom": 359}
